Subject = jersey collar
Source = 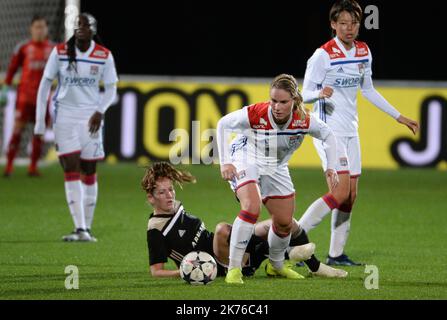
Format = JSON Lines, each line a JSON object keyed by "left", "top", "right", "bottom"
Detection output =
{"left": 334, "top": 36, "right": 355, "bottom": 58}
{"left": 150, "top": 200, "right": 183, "bottom": 218}
{"left": 268, "top": 105, "right": 293, "bottom": 130}
{"left": 75, "top": 40, "right": 95, "bottom": 58}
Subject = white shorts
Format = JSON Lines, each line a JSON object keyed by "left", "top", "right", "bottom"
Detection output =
{"left": 54, "top": 120, "right": 105, "bottom": 161}
{"left": 229, "top": 163, "right": 295, "bottom": 203}
{"left": 313, "top": 136, "right": 361, "bottom": 177}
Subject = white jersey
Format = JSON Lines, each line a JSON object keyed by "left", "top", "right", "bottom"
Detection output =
{"left": 303, "top": 37, "right": 373, "bottom": 137}
{"left": 217, "top": 101, "right": 336, "bottom": 171}
{"left": 43, "top": 40, "right": 118, "bottom": 121}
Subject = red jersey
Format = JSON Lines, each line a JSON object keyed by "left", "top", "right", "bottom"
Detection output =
{"left": 4, "top": 39, "right": 54, "bottom": 105}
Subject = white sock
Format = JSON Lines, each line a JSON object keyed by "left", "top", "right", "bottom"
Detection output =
{"left": 64, "top": 180, "right": 86, "bottom": 230}
{"left": 329, "top": 209, "right": 351, "bottom": 258}
{"left": 298, "top": 195, "right": 337, "bottom": 233}
{"left": 268, "top": 227, "right": 291, "bottom": 270}
{"left": 229, "top": 216, "right": 256, "bottom": 269}
{"left": 83, "top": 181, "right": 97, "bottom": 230}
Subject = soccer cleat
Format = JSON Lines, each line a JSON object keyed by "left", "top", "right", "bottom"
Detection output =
{"left": 289, "top": 243, "right": 316, "bottom": 262}
{"left": 311, "top": 263, "right": 348, "bottom": 278}
{"left": 3, "top": 163, "right": 13, "bottom": 177}
{"left": 86, "top": 229, "right": 98, "bottom": 242}
{"left": 225, "top": 267, "right": 244, "bottom": 284}
{"left": 265, "top": 261, "right": 305, "bottom": 279}
{"left": 326, "top": 254, "right": 363, "bottom": 266}
{"left": 62, "top": 229, "right": 93, "bottom": 242}
{"left": 3, "top": 168, "right": 12, "bottom": 178}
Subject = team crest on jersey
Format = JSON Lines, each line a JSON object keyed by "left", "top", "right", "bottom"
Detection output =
{"left": 340, "top": 157, "right": 348, "bottom": 167}
{"left": 288, "top": 136, "right": 301, "bottom": 148}
{"left": 90, "top": 65, "right": 99, "bottom": 75}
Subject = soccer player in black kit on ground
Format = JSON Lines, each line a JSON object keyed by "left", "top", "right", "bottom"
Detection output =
{"left": 143, "top": 162, "right": 347, "bottom": 279}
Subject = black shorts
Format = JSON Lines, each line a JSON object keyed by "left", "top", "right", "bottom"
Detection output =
{"left": 195, "top": 232, "right": 227, "bottom": 277}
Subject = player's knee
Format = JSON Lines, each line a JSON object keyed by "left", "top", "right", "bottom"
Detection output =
{"left": 332, "top": 188, "right": 350, "bottom": 205}
{"left": 215, "top": 223, "right": 231, "bottom": 239}
{"left": 274, "top": 220, "right": 293, "bottom": 235}
{"left": 240, "top": 200, "right": 261, "bottom": 217}
{"left": 81, "top": 161, "right": 97, "bottom": 175}
{"left": 59, "top": 155, "right": 80, "bottom": 173}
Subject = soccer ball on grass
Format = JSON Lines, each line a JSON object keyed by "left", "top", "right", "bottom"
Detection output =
{"left": 180, "top": 251, "right": 217, "bottom": 285}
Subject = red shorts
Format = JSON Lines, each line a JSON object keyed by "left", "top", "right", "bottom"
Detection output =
{"left": 15, "top": 101, "right": 50, "bottom": 124}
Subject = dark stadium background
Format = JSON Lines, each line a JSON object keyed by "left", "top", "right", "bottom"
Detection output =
{"left": 82, "top": 0, "right": 445, "bottom": 81}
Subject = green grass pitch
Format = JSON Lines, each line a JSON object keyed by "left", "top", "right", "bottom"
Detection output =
{"left": 0, "top": 163, "right": 446, "bottom": 299}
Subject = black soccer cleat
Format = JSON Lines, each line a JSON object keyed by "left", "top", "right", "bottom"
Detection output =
{"left": 326, "top": 254, "right": 363, "bottom": 266}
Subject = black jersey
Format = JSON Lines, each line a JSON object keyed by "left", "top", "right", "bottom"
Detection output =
{"left": 147, "top": 201, "right": 269, "bottom": 277}
{"left": 147, "top": 202, "right": 214, "bottom": 268}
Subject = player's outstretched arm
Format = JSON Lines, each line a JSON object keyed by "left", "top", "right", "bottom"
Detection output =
{"left": 150, "top": 263, "right": 181, "bottom": 278}
{"left": 361, "top": 76, "right": 419, "bottom": 135}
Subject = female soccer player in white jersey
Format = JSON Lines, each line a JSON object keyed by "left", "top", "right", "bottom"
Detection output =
{"left": 34, "top": 13, "right": 118, "bottom": 242}
{"left": 299, "top": 0, "right": 419, "bottom": 265}
{"left": 217, "top": 74, "right": 339, "bottom": 284}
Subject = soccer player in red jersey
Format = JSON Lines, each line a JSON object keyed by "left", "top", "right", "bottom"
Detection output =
{"left": 0, "top": 15, "right": 54, "bottom": 177}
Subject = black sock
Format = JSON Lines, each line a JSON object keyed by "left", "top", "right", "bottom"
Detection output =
{"left": 289, "top": 228, "right": 309, "bottom": 246}
{"left": 289, "top": 229, "right": 321, "bottom": 272}
{"left": 305, "top": 255, "right": 321, "bottom": 272}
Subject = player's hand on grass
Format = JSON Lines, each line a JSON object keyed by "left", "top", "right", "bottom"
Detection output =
{"left": 319, "top": 86, "right": 333, "bottom": 99}
{"left": 325, "top": 169, "right": 339, "bottom": 190}
{"left": 89, "top": 111, "right": 104, "bottom": 134}
{"left": 397, "top": 115, "right": 419, "bottom": 135}
{"left": 221, "top": 164, "right": 239, "bottom": 181}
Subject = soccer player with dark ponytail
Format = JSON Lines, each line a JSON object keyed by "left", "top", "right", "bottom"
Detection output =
{"left": 35, "top": 13, "right": 118, "bottom": 242}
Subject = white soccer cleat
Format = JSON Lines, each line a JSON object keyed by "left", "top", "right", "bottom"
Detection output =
{"left": 86, "top": 229, "right": 98, "bottom": 242}
{"left": 62, "top": 229, "right": 94, "bottom": 242}
{"left": 289, "top": 243, "right": 316, "bottom": 262}
{"left": 312, "top": 263, "right": 348, "bottom": 278}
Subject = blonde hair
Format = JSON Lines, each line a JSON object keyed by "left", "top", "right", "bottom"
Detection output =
{"left": 141, "top": 162, "right": 196, "bottom": 195}
{"left": 271, "top": 74, "right": 306, "bottom": 118}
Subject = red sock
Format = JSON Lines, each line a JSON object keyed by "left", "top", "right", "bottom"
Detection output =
{"left": 5, "top": 132, "right": 21, "bottom": 172}
{"left": 29, "top": 136, "right": 43, "bottom": 172}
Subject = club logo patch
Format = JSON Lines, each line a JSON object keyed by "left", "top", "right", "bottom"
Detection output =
{"left": 90, "top": 65, "right": 99, "bottom": 75}
{"left": 288, "top": 135, "right": 300, "bottom": 148}
{"left": 340, "top": 157, "right": 348, "bottom": 167}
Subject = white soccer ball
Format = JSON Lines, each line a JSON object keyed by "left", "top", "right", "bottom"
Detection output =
{"left": 180, "top": 251, "right": 218, "bottom": 285}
